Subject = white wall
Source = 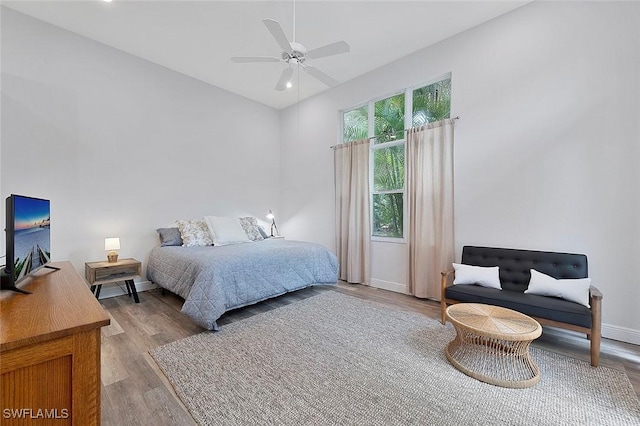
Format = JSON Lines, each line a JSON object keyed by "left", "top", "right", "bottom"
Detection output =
{"left": 279, "top": 1, "right": 640, "bottom": 342}
{"left": 1, "top": 8, "right": 281, "bottom": 280}
{"left": 3, "top": 3, "right": 639, "bottom": 343}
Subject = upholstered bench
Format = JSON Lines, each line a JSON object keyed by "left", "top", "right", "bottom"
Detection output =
{"left": 441, "top": 246, "right": 603, "bottom": 367}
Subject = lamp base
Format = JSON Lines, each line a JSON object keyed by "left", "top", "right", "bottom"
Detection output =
{"left": 107, "top": 252, "right": 119, "bottom": 263}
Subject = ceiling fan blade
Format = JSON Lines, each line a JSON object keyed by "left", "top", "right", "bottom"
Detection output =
{"left": 263, "top": 19, "right": 292, "bottom": 53}
{"left": 306, "top": 41, "right": 350, "bottom": 60}
{"left": 303, "top": 65, "right": 340, "bottom": 87}
{"left": 275, "top": 68, "right": 294, "bottom": 91}
{"left": 231, "top": 56, "right": 281, "bottom": 63}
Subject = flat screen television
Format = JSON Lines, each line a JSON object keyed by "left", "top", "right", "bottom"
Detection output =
{"left": 2, "top": 194, "right": 58, "bottom": 294}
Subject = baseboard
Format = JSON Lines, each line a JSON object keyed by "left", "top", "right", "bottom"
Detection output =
{"left": 602, "top": 323, "right": 640, "bottom": 345}
{"left": 370, "top": 278, "right": 407, "bottom": 294}
{"left": 97, "top": 280, "right": 157, "bottom": 300}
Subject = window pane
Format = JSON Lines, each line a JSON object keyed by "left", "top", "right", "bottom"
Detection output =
{"left": 373, "top": 145, "right": 404, "bottom": 191}
{"left": 372, "top": 193, "right": 403, "bottom": 238}
{"left": 374, "top": 93, "right": 405, "bottom": 144}
{"left": 343, "top": 105, "right": 368, "bottom": 142}
{"left": 412, "top": 79, "right": 451, "bottom": 127}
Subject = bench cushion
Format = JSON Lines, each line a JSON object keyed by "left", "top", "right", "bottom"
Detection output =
{"left": 445, "top": 284, "right": 592, "bottom": 328}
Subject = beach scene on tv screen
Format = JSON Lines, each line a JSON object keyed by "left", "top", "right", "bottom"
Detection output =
{"left": 13, "top": 197, "right": 50, "bottom": 281}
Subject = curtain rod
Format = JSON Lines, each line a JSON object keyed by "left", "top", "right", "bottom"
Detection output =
{"left": 330, "top": 116, "right": 460, "bottom": 149}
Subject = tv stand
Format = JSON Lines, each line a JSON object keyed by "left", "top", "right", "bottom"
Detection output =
{"left": 1, "top": 285, "right": 31, "bottom": 294}
{"left": 1, "top": 265, "right": 61, "bottom": 294}
{"left": 0, "top": 268, "right": 30, "bottom": 294}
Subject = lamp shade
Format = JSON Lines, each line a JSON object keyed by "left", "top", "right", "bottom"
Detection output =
{"left": 104, "top": 237, "right": 121, "bottom": 251}
{"left": 266, "top": 210, "right": 275, "bottom": 220}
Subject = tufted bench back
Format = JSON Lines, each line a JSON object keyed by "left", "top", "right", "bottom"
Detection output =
{"left": 461, "top": 246, "right": 588, "bottom": 293}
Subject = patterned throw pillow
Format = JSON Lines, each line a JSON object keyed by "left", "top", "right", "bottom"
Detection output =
{"left": 238, "top": 217, "right": 264, "bottom": 241}
{"left": 176, "top": 219, "right": 214, "bottom": 247}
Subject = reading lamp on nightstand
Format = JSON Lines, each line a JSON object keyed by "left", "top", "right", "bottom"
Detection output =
{"left": 266, "top": 210, "right": 279, "bottom": 237}
{"left": 104, "top": 237, "right": 120, "bottom": 263}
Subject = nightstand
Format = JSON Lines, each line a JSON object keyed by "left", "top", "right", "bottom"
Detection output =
{"left": 270, "top": 236, "right": 285, "bottom": 239}
{"left": 85, "top": 258, "right": 142, "bottom": 303}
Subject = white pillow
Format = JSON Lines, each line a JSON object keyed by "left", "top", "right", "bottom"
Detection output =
{"left": 204, "top": 216, "right": 251, "bottom": 246}
{"left": 525, "top": 269, "right": 591, "bottom": 308}
{"left": 452, "top": 263, "right": 501, "bottom": 290}
{"left": 176, "top": 219, "right": 214, "bottom": 247}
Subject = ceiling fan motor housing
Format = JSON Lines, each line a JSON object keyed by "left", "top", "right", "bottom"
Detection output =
{"left": 284, "top": 42, "right": 307, "bottom": 64}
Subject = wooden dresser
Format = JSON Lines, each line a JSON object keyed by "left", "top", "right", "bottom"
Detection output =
{"left": 0, "top": 261, "right": 110, "bottom": 425}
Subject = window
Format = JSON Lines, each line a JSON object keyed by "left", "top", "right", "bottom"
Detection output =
{"left": 412, "top": 79, "right": 452, "bottom": 127}
{"left": 374, "top": 93, "right": 405, "bottom": 144}
{"left": 342, "top": 105, "right": 368, "bottom": 143}
{"left": 341, "top": 75, "right": 451, "bottom": 240}
{"left": 372, "top": 93, "right": 405, "bottom": 238}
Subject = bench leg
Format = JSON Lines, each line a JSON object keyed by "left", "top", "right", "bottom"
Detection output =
{"left": 590, "top": 297, "right": 602, "bottom": 367}
{"left": 590, "top": 332, "right": 601, "bottom": 367}
{"left": 441, "top": 300, "right": 447, "bottom": 325}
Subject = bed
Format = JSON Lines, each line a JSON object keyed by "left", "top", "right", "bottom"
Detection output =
{"left": 147, "top": 238, "right": 339, "bottom": 330}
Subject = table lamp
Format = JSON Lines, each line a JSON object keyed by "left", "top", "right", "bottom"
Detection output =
{"left": 104, "top": 237, "right": 120, "bottom": 263}
{"left": 266, "top": 210, "right": 279, "bottom": 237}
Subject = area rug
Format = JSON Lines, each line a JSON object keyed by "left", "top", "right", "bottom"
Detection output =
{"left": 150, "top": 292, "right": 640, "bottom": 426}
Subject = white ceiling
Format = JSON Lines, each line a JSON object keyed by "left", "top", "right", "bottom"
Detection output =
{"left": 3, "top": 1, "right": 529, "bottom": 110}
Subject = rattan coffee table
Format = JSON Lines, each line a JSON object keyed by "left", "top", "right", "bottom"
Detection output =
{"left": 445, "top": 303, "right": 542, "bottom": 388}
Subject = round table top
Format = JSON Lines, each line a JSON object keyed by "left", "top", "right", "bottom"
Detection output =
{"left": 446, "top": 303, "right": 542, "bottom": 341}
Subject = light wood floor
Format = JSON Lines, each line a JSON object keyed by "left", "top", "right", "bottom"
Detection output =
{"left": 99, "top": 283, "right": 640, "bottom": 425}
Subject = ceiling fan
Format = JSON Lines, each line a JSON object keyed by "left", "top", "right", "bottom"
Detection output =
{"left": 231, "top": 18, "right": 350, "bottom": 91}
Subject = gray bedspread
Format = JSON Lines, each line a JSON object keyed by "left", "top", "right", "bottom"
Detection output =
{"left": 147, "top": 239, "right": 338, "bottom": 330}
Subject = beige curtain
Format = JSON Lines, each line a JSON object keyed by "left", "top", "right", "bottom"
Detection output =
{"left": 334, "top": 139, "right": 371, "bottom": 285}
{"left": 406, "top": 119, "right": 456, "bottom": 299}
